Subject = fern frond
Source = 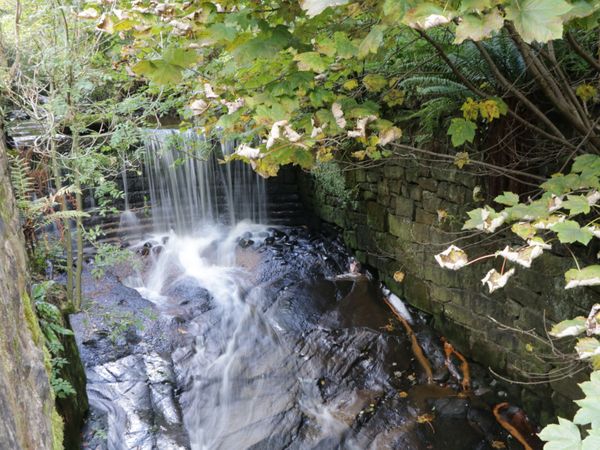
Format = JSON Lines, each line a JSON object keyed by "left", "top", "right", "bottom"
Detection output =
{"left": 9, "top": 155, "right": 34, "bottom": 204}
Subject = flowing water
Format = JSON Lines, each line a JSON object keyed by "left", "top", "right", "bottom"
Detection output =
{"left": 79, "top": 129, "right": 538, "bottom": 450}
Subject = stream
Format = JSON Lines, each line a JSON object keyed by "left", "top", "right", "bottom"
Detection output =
{"left": 72, "top": 130, "right": 539, "bottom": 450}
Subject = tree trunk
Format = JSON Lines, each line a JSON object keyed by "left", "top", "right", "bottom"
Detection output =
{"left": 50, "top": 136, "right": 74, "bottom": 304}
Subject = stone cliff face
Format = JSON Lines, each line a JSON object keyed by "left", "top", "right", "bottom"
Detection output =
{"left": 0, "top": 126, "right": 60, "bottom": 449}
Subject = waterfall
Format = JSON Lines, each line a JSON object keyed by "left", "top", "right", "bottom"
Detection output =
{"left": 142, "top": 129, "right": 267, "bottom": 232}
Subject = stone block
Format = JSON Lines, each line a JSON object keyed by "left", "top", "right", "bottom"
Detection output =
{"left": 366, "top": 201, "right": 387, "bottom": 231}
{"left": 355, "top": 170, "right": 366, "bottom": 183}
{"left": 388, "top": 214, "right": 412, "bottom": 240}
{"left": 409, "top": 184, "right": 422, "bottom": 201}
{"left": 383, "top": 165, "right": 404, "bottom": 179}
{"left": 418, "top": 178, "right": 438, "bottom": 192}
{"left": 422, "top": 190, "right": 442, "bottom": 213}
{"left": 437, "top": 182, "right": 466, "bottom": 204}
{"left": 394, "top": 196, "right": 414, "bottom": 218}
{"left": 404, "top": 275, "right": 432, "bottom": 313}
{"left": 366, "top": 171, "right": 379, "bottom": 183}
{"left": 377, "top": 181, "right": 390, "bottom": 200}
{"left": 415, "top": 208, "right": 437, "bottom": 225}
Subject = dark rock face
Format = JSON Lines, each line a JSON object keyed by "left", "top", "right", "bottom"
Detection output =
{"left": 75, "top": 225, "right": 535, "bottom": 449}
{"left": 71, "top": 271, "right": 189, "bottom": 450}
{"left": 0, "top": 132, "right": 57, "bottom": 449}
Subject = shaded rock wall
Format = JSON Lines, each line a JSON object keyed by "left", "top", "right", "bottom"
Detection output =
{"left": 298, "top": 157, "right": 599, "bottom": 423}
{"left": 0, "top": 126, "right": 59, "bottom": 449}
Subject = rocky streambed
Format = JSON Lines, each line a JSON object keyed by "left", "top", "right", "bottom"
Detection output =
{"left": 73, "top": 224, "right": 540, "bottom": 450}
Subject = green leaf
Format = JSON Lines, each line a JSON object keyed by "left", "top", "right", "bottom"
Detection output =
{"left": 494, "top": 191, "right": 519, "bottom": 206}
{"left": 333, "top": 32, "right": 358, "bottom": 59}
{"left": 505, "top": 0, "right": 573, "bottom": 43}
{"left": 572, "top": 154, "right": 600, "bottom": 174}
{"left": 575, "top": 372, "right": 600, "bottom": 427}
{"left": 552, "top": 220, "right": 594, "bottom": 245}
{"left": 576, "top": 337, "right": 600, "bottom": 359}
{"left": 459, "top": 0, "right": 492, "bottom": 13}
{"left": 132, "top": 60, "right": 183, "bottom": 85}
{"left": 294, "top": 52, "right": 330, "bottom": 73}
{"left": 563, "top": 195, "right": 591, "bottom": 215}
{"left": 454, "top": 10, "right": 504, "bottom": 44}
{"left": 542, "top": 174, "right": 582, "bottom": 195}
{"left": 447, "top": 118, "right": 477, "bottom": 147}
{"left": 162, "top": 47, "right": 199, "bottom": 68}
{"left": 565, "top": 265, "right": 600, "bottom": 289}
{"left": 538, "top": 417, "right": 581, "bottom": 450}
{"left": 512, "top": 222, "right": 536, "bottom": 239}
{"left": 582, "top": 428, "right": 600, "bottom": 450}
{"left": 549, "top": 317, "right": 587, "bottom": 338}
{"left": 358, "top": 25, "right": 386, "bottom": 59}
{"left": 362, "top": 74, "right": 388, "bottom": 92}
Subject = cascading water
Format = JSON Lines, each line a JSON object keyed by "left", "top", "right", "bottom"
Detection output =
{"left": 141, "top": 129, "right": 266, "bottom": 233}
{"left": 83, "top": 128, "right": 527, "bottom": 450}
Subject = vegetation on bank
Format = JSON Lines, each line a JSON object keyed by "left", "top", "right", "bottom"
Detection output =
{"left": 1, "top": 0, "right": 600, "bottom": 448}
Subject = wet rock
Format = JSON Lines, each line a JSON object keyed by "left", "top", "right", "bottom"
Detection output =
{"left": 239, "top": 238, "right": 254, "bottom": 248}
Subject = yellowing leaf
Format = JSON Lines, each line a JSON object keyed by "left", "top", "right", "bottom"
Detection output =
{"left": 481, "top": 268, "right": 515, "bottom": 293}
{"left": 576, "top": 84, "right": 598, "bottom": 102}
{"left": 461, "top": 98, "right": 479, "bottom": 121}
{"left": 363, "top": 74, "right": 388, "bottom": 92}
{"left": 393, "top": 271, "right": 405, "bottom": 283}
{"left": 343, "top": 79, "right": 359, "bottom": 90}
{"left": 454, "top": 151, "right": 470, "bottom": 169}
{"left": 434, "top": 245, "right": 468, "bottom": 270}
{"left": 358, "top": 25, "right": 386, "bottom": 59}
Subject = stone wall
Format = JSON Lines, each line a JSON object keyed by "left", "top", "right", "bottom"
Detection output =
{"left": 298, "top": 157, "right": 599, "bottom": 423}
{"left": 0, "top": 127, "right": 60, "bottom": 448}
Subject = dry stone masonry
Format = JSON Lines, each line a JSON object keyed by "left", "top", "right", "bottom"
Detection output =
{"left": 299, "top": 157, "right": 600, "bottom": 423}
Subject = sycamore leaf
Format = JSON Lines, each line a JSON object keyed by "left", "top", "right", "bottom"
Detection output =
{"left": 404, "top": 3, "right": 454, "bottom": 29}
{"left": 505, "top": 0, "right": 573, "bottom": 43}
{"left": 448, "top": 118, "right": 477, "bottom": 147}
{"left": 363, "top": 74, "right": 388, "bottom": 92}
{"left": 582, "top": 428, "right": 600, "bottom": 450}
{"left": 333, "top": 32, "right": 357, "bottom": 59}
{"left": 235, "top": 143, "right": 261, "bottom": 159}
{"left": 300, "top": 0, "right": 349, "bottom": 17}
{"left": 163, "top": 47, "right": 199, "bottom": 68}
{"left": 331, "top": 102, "right": 347, "bottom": 128}
{"left": 358, "top": 25, "right": 386, "bottom": 59}
{"left": 434, "top": 245, "right": 468, "bottom": 270}
{"left": 576, "top": 336, "right": 600, "bottom": 359}
{"left": 378, "top": 126, "right": 402, "bottom": 146}
{"left": 563, "top": 195, "right": 591, "bottom": 215}
{"left": 481, "top": 268, "right": 515, "bottom": 293}
{"left": 459, "top": 0, "right": 493, "bottom": 13}
{"left": 132, "top": 60, "right": 183, "bottom": 85}
{"left": 454, "top": 9, "right": 504, "bottom": 44}
{"left": 494, "top": 191, "right": 519, "bottom": 206}
{"left": 553, "top": 220, "right": 594, "bottom": 245}
{"left": 538, "top": 418, "right": 581, "bottom": 450}
{"left": 294, "top": 52, "right": 330, "bottom": 73}
{"left": 576, "top": 84, "right": 597, "bottom": 102}
{"left": 496, "top": 245, "right": 543, "bottom": 268}
{"left": 565, "top": 265, "right": 600, "bottom": 289}
{"left": 463, "top": 207, "right": 506, "bottom": 232}
{"left": 572, "top": 154, "right": 600, "bottom": 174}
{"left": 454, "top": 151, "right": 470, "bottom": 169}
{"left": 512, "top": 222, "right": 536, "bottom": 240}
{"left": 549, "top": 317, "right": 587, "bottom": 338}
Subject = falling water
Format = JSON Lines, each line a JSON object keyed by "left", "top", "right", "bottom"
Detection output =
{"left": 142, "top": 129, "right": 267, "bottom": 232}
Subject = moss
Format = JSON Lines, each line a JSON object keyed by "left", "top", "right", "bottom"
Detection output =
{"left": 51, "top": 408, "right": 64, "bottom": 450}
{"left": 22, "top": 291, "right": 42, "bottom": 345}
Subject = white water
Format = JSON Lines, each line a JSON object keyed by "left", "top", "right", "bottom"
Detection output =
{"left": 121, "top": 129, "right": 361, "bottom": 449}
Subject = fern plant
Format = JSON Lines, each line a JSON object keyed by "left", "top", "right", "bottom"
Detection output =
{"left": 32, "top": 281, "right": 76, "bottom": 399}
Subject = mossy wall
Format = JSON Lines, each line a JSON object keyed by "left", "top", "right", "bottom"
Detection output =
{"left": 298, "top": 158, "right": 599, "bottom": 423}
{"left": 0, "top": 128, "right": 59, "bottom": 449}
